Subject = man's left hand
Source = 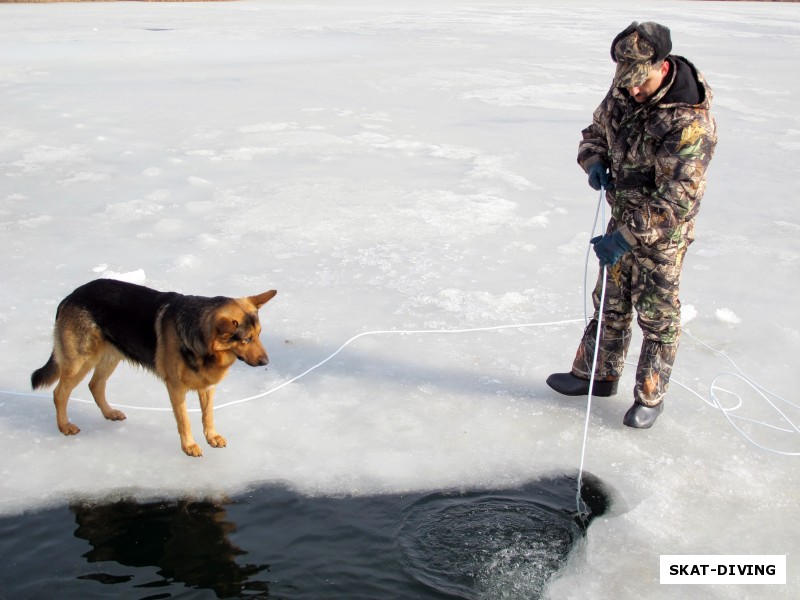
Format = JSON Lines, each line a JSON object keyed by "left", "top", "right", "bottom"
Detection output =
{"left": 587, "top": 162, "right": 612, "bottom": 191}
{"left": 590, "top": 230, "right": 632, "bottom": 266}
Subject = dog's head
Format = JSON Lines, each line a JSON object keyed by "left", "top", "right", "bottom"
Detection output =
{"left": 211, "top": 290, "right": 277, "bottom": 367}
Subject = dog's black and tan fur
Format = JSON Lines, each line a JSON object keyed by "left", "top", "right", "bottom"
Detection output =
{"left": 31, "top": 279, "right": 277, "bottom": 457}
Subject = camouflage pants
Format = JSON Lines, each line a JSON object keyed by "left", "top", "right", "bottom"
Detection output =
{"left": 571, "top": 219, "right": 694, "bottom": 407}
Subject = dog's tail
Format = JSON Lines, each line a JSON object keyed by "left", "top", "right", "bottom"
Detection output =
{"left": 31, "top": 353, "right": 59, "bottom": 389}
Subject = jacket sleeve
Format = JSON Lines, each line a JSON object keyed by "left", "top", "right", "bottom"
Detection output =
{"left": 617, "top": 114, "right": 716, "bottom": 248}
{"left": 577, "top": 97, "right": 612, "bottom": 173}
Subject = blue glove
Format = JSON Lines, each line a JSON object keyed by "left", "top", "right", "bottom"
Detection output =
{"left": 590, "top": 230, "right": 632, "bottom": 266}
{"left": 587, "top": 162, "right": 612, "bottom": 191}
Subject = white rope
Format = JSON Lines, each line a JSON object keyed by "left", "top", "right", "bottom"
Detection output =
{"left": 576, "top": 187, "right": 607, "bottom": 517}
{"left": 663, "top": 333, "right": 800, "bottom": 457}
{"left": 214, "top": 320, "right": 585, "bottom": 410}
{"left": 584, "top": 185, "right": 605, "bottom": 327}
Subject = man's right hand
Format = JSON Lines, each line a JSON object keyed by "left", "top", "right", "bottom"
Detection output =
{"left": 588, "top": 162, "right": 612, "bottom": 191}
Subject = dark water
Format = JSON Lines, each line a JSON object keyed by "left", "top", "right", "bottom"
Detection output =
{"left": 0, "top": 473, "right": 610, "bottom": 600}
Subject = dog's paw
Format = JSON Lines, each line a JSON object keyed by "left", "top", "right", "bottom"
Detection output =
{"left": 206, "top": 434, "right": 227, "bottom": 448}
{"left": 105, "top": 409, "right": 127, "bottom": 422}
{"left": 59, "top": 422, "right": 80, "bottom": 436}
{"left": 182, "top": 442, "right": 203, "bottom": 457}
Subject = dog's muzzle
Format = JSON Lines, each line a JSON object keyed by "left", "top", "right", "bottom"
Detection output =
{"left": 239, "top": 353, "right": 269, "bottom": 367}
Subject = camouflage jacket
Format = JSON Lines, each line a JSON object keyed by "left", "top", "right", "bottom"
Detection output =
{"left": 578, "top": 55, "right": 717, "bottom": 249}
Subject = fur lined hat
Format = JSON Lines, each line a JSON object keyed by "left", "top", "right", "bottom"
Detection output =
{"left": 611, "top": 21, "right": 672, "bottom": 88}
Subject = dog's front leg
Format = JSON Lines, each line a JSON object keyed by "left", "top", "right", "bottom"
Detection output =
{"left": 198, "top": 386, "right": 226, "bottom": 449}
{"left": 167, "top": 383, "right": 202, "bottom": 457}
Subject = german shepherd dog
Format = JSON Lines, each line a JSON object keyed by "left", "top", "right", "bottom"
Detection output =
{"left": 31, "top": 279, "right": 277, "bottom": 457}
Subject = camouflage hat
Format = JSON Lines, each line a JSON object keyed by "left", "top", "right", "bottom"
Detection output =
{"left": 610, "top": 22, "right": 672, "bottom": 88}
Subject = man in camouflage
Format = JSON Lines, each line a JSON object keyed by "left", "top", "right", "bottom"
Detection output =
{"left": 547, "top": 22, "right": 717, "bottom": 428}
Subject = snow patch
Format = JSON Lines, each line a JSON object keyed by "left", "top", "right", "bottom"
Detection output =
{"left": 715, "top": 308, "right": 742, "bottom": 325}
{"left": 98, "top": 268, "right": 146, "bottom": 285}
{"left": 681, "top": 304, "right": 698, "bottom": 326}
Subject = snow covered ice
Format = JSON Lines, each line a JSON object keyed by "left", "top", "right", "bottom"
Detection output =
{"left": 1, "top": 1, "right": 799, "bottom": 598}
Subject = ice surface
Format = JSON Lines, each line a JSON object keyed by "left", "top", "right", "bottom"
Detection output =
{"left": 1, "top": 1, "right": 798, "bottom": 598}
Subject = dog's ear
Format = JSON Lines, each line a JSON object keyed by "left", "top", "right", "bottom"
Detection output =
{"left": 215, "top": 316, "right": 239, "bottom": 340}
{"left": 250, "top": 290, "right": 277, "bottom": 309}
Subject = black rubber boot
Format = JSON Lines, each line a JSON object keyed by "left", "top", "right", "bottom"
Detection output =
{"left": 545, "top": 373, "right": 618, "bottom": 397}
{"left": 623, "top": 401, "right": 664, "bottom": 429}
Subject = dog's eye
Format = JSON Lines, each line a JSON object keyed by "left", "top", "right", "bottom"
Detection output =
{"left": 242, "top": 337, "right": 253, "bottom": 344}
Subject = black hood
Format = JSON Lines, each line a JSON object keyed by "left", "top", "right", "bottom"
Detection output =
{"left": 661, "top": 56, "right": 703, "bottom": 106}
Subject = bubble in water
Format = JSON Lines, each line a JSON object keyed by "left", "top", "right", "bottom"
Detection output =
{"left": 398, "top": 476, "right": 607, "bottom": 600}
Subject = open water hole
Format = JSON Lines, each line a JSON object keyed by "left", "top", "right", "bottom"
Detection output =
{"left": 0, "top": 472, "right": 612, "bottom": 599}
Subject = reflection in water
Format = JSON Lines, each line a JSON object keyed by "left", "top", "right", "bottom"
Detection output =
{"left": 71, "top": 498, "right": 270, "bottom": 598}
